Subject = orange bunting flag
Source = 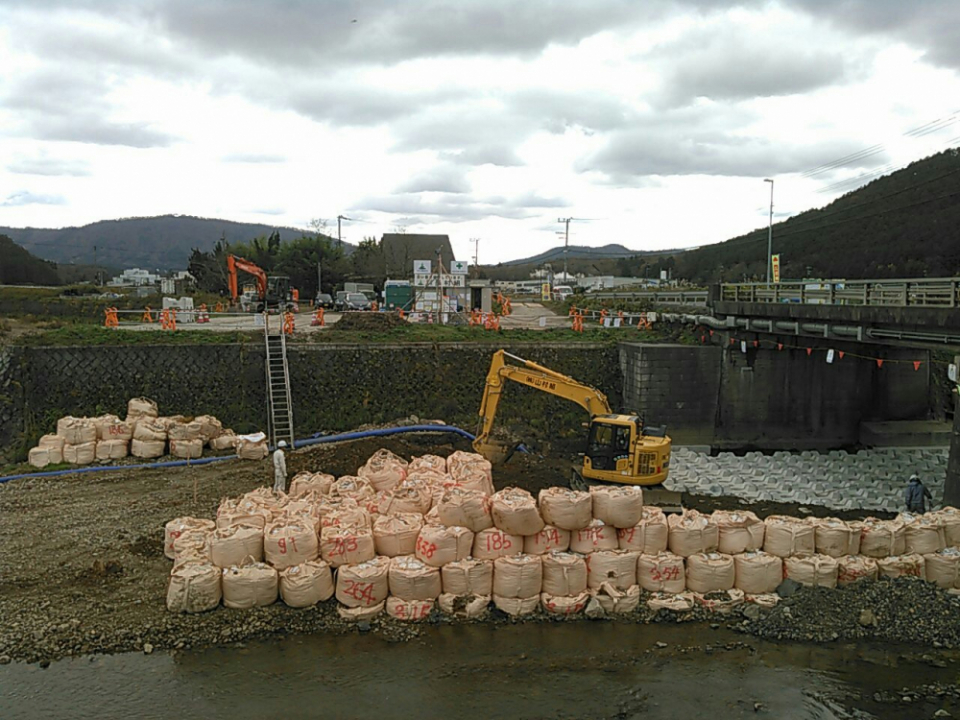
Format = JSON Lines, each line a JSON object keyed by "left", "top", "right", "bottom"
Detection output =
{"left": 838, "top": 351, "right": 845, "bottom": 359}
{"left": 806, "top": 348, "right": 812, "bottom": 356}
{"left": 709, "top": 330, "right": 714, "bottom": 336}
{"left": 729, "top": 337, "right": 735, "bottom": 345}
{"left": 753, "top": 340, "right": 759, "bottom": 348}
{"left": 913, "top": 361, "right": 921, "bottom": 371}
{"left": 777, "top": 343, "right": 783, "bottom": 351}
{"left": 876, "top": 359, "right": 884, "bottom": 368}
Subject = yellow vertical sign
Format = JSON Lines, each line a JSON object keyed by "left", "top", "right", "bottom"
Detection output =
{"left": 541, "top": 283, "right": 551, "bottom": 301}
{"left": 772, "top": 254, "right": 781, "bottom": 283}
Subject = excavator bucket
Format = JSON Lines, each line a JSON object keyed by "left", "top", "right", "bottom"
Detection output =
{"left": 473, "top": 439, "right": 520, "bottom": 465}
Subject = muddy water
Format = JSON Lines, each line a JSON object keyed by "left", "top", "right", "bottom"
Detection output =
{"left": 2, "top": 623, "right": 954, "bottom": 720}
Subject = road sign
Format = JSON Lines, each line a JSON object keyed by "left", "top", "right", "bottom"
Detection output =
{"left": 772, "top": 254, "right": 781, "bottom": 283}
{"left": 450, "top": 260, "right": 468, "bottom": 274}
{"left": 413, "top": 260, "right": 432, "bottom": 276}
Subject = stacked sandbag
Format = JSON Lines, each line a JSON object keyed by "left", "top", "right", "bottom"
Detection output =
{"left": 96, "top": 415, "right": 133, "bottom": 442}
{"left": 358, "top": 449, "right": 408, "bottom": 492}
{"left": 57, "top": 416, "right": 98, "bottom": 445}
{"left": 877, "top": 554, "right": 925, "bottom": 579}
{"left": 329, "top": 475, "right": 376, "bottom": 504}
{"left": 210, "top": 431, "right": 239, "bottom": 452}
{"left": 373, "top": 513, "right": 423, "bottom": 557}
{"left": 901, "top": 513, "right": 946, "bottom": 555}
{"left": 436, "top": 487, "right": 493, "bottom": 531}
{"left": 170, "top": 438, "right": 203, "bottom": 459}
{"left": 193, "top": 415, "right": 223, "bottom": 445}
{"left": 383, "top": 478, "right": 432, "bottom": 515}
{"left": 211, "top": 525, "right": 264, "bottom": 567}
{"left": 570, "top": 519, "right": 618, "bottom": 554}
{"left": 647, "top": 591, "right": 695, "bottom": 613}
{"left": 320, "top": 524, "right": 375, "bottom": 567}
{"left": 858, "top": 517, "right": 906, "bottom": 558}
{"left": 618, "top": 506, "right": 669, "bottom": 554}
{"left": 935, "top": 507, "right": 960, "bottom": 548}
{"left": 589, "top": 485, "right": 643, "bottom": 528}
{"left": 127, "top": 397, "right": 159, "bottom": 421}
{"left": 493, "top": 554, "right": 543, "bottom": 616}
{"left": 541, "top": 591, "right": 591, "bottom": 616}
{"left": 447, "top": 450, "right": 494, "bottom": 496}
{"left": 386, "top": 596, "right": 435, "bottom": 621}
{"left": 164, "top": 517, "right": 216, "bottom": 559}
{"left": 473, "top": 528, "right": 523, "bottom": 560}
{"left": 784, "top": 554, "right": 839, "bottom": 588}
{"left": 222, "top": 559, "right": 279, "bottom": 608}
{"left": 236, "top": 432, "right": 269, "bottom": 461}
{"left": 685, "top": 552, "right": 735, "bottom": 593}
{"left": 713, "top": 510, "right": 764, "bottom": 554}
{"left": 924, "top": 548, "right": 960, "bottom": 588}
{"left": 637, "top": 552, "right": 686, "bottom": 593}
{"left": 491, "top": 487, "right": 544, "bottom": 536}
{"left": 587, "top": 549, "right": 639, "bottom": 590}
{"left": 415, "top": 524, "right": 474, "bottom": 567}
{"left": 837, "top": 555, "right": 879, "bottom": 586}
{"left": 132, "top": 417, "right": 168, "bottom": 458}
{"left": 173, "top": 529, "right": 212, "bottom": 562}
{"left": 168, "top": 420, "right": 202, "bottom": 442}
{"left": 763, "top": 515, "right": 815, "bottom": 557}
{"left": 409, "top": 454, "right": 447, "bottom": 475}
{"left": 216, "top": 497, "right": 271, "bottom": 529}
{"left": 442, "top": 558, "right": 494, "bottom": 596}
{"left": 63, "top": 439, "right": 97, "bottom": 465}
{"left": 289, "top": 472, "right": 336, "bottom": 497}
{"left": 437, "top": 593, "right": 490, "bottom": 619}
{"left": 694, "top": 589, "right": 745, "bottom": 613}
{"left": 320, "top": 500, "right": 371, "bottom": 531}
{"left": 733, "top": 551, "right": 782, "bottom": 594}
{"left": 524, "top": 526, "right": 572, "bottom": 554}
{"left": 667, "top": 510, "right": 719, "bottom": 557}
{"left": 166, "top": 562, "right": 222, "bottom": 613}
{"left": 813, "top": 518, "right": 859, "bottom": 557}
{"left": 592, "top": 582, "right": 641, "bottom": 614}
{"left": 279, "top": 560, "right": 334, "bottom": 607}
{"left": 96, "top": 438, "right": 129, "bottom": 461}
{"left": 29, "top": 435, "right": 65, "bottom": 468}
{"left": 538, "top": 488, "right": 592, "bottom": 531}
{"left": 336, "top": 557, "right": 390, "bottom": 611}
{"left": 541, "top": 552, "right": 588, "bottom": 596}
{"left": 389, "top": 556, "right": 442, "bottom": 601}
{"left": 264, "top": 519, "right": 319, "bottom": 569}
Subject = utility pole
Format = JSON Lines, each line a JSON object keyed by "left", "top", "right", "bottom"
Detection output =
{"left": 764, "top": 179, "right": 774, "bottom": 284}
{"left": 947, "top": 356, "right": 960, "bottom": 507}
{"left": 337, "top": 215, "right": 353, "bottom": 247}
{"left": 93, "top": 244, "right": 98, "bottom": 286}
{"left": 436, "top": 245, "right": 443, "bottom": 325}
{"left": 558, "top": 217, "right": 572, "bottom": 281}
{"left": 316, "top": 261, "right": 322, "bottom": 297}
{"left": 471, "top": 237, "right": 479, "bottom": 266}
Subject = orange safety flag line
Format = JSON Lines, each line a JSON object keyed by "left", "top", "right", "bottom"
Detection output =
{"left": 141, "top": 307, "right": 154, "bottom": 323}
{"left": 104, "top": 307, "right": 119, "bottom": 328}
{"left": 914, "top": 361, "right": 922, "bottom": 371}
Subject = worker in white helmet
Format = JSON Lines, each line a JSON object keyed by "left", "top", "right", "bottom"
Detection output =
{"left": 273, "top": 440, "right": 288, "bottom": 494}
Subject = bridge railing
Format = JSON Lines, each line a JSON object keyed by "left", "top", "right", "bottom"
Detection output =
{"left": 719, "top": 278, "right": 960, "bottom": 308}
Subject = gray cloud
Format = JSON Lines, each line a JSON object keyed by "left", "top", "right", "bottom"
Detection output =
{"left": 2, "top": 190, "right": 67, "bottom": 206}
{"left": 355, "top": 192, "right": 541, "bottom": 222}
{"left": 7, "top": 155, "right": 91, "bottom": 176}
{"left": 250, "top": 207, "right": 286, "bottom": 216}
{"left": 395, "top": 165, "right": 471, "bottom": 194}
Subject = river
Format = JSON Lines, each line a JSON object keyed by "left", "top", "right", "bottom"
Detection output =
{"left": 2, "top": 622, "right": 953, "bottom": 719}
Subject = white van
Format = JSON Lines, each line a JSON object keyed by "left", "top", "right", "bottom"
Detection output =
{"left": 553, "top": 285, "right": 574, "bottom": 301}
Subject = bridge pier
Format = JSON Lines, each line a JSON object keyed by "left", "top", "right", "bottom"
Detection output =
{"left": 946, "top": 361, "right": 960, "bottom": 507}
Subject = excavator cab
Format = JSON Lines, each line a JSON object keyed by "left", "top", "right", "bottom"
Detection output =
{"left": 581, "top": 414, "right": 671, "bottom": 486}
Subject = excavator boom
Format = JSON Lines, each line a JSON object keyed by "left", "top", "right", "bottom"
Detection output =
{"left": 227, "top": 254, "right": 268, "bottom": 302}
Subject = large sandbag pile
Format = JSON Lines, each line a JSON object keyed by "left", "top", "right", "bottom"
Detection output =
{"left": 437, "top": 487, "right": 493, "bottom": 531}
{"left": 784, "top": 554, "right": 839, "bottom": 588}
{"left": 524, "top": 526, "right": 571, "bottom": 554}
{"left": 222, "top": 559, "right": 279, "bottom": 609}
{"left": 388, "top": 556, "right": 442, "bottom": 600}
{"left": 541, "top": 552, "right": 588, "bottom": 596}
{"left": 637, "top": 552, "right": 686, "bottom": 593}
{"left": 58, "top": 416, "right": 98, "bottom": 445}
{"left": 538, "top": 488, "right": 592, "bottom": 530}
{"left": 211, "top": 525, "right": 264, "bottom": 567}
{"left": 667, "top": 510, "right": 719, "bottom": 557}
{"left": 63, "top": 441, "right": 97, "bottom": 465}
{"left": 685, "top": 552, "right": 735, "bottom": 593}
{"left": 442, "top": 558, "right": 494, "bottom": 596}
{"left": 587, "top": 549, "right": 639, "bottom": 590}
{"left": 901, "top": 513, "right": 946, "bottom": 555}
{"left": 813, "top": 518, "right": 859, "bottom": 557}
{"left": 289, "top": 472, "right": 336, "bottom": 497}
{"left": 264, "top": 519, "right": 319, "bottom": 569}
{"left": 618, "top": 506, "right": 669, "bottom": 554}
{"left": 924, "top": 548, "right": 960, "bottom": 589}
{"left": 491, "top": 487, "right": 544, "bottom": 536}
{"left": 936, "top": 507, "right": 960, "bottom": 547}
{"left": 733, "top": 551, "right": 782, "bottom": 595}
{"left": 713, "top": 511, "right": 764, "bottom": 554}
{"left": 165, "top": 517, "right": 216, "bottom": 559}
{"left": 592, "top": 583, "right": 641, "bottom": 614}
{"left": 473, "top": 528, "right": 523, "bottom": 560}
{"left": 859, "top": 518, "right": 907, "bottom": 558}
{"left": 763, "top": 515, "right": 815, "bottom": 557}
{"left": 446, "top": 450, "right": 494, "bottom": 496}
{"left": 493, "top": 553, "right": 543, "bottom": 616}
{"left": 96, "top": 415, "right": 133, "bottom": 442}
{"left": 590, "top": 485, "right": 643, "bottom": 528}
{"left": 236, "top": 432, "right": 269, "bottom": 461}
{"left": 336, "top": 557, "right": 390, "bottom": 611}
{"left": 877, "top": 554, "right": 925, "bottom": 579}
{"left": 837, "top": 555, "right": 879, "bottom": 586}
{"left": 127, "top": 397, "right": 159, "bottom": 420}
{"left": 416, "top": 524, "right": 474, "bottom": 567}
{"left": 320, "top": 524, "right": 376, "bottom": 567}
{"left": 372, "top": 513, "right": 422, "bottom": 557}
{"left": 570, "top": 519, "right": 618, "bottom": 553}
{"left": 166, "top": 562, "right": 222, "bottom": 613}
{"left": 358, "top": 449, "right": 408, "bottom": 492}
{"left": 279, "top": 560, "right": 335, "bottom": 607}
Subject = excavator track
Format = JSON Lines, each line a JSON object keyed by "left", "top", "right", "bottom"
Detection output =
{"left": 570, "top": 466, "right": 683, "bottom": 513}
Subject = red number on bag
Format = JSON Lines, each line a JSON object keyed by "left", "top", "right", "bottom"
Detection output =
{"left": 278, "top": 538, "right": 287, "bottom": 554}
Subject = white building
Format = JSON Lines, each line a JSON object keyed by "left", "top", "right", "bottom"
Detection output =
{"left": 108, "top": 268, "right": 159, "bottom": 287}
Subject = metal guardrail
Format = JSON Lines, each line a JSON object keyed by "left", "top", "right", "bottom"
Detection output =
{"left": 588, "top": 290, "right": 708, "bottom": 305}
{"left": 720, "top": 278, "right": 960, "bottom": 308}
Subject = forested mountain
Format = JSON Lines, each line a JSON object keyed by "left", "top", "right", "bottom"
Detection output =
{"left": 1, "top": 215, "right": 344, "bottom": 270}
{"left": 676, "top": 148, "right": 960, "bottom": 283}
{"left": 0, "top": 234, "right": 61, "bottom": 285}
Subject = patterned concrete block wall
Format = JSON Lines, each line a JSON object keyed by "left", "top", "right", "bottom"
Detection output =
{"left": 0, "top": 346, "right": 26, "bottom": 462}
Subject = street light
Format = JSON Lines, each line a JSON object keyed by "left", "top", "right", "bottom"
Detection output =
{"left": 763, "top": 179, "right": 774, "bottom": 284}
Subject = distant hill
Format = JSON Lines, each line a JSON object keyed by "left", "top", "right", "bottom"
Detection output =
{"left": 676, "top": 148, "right": 960, "bottom": 283}
{"left": 1, "top": 215, "right": 353, "bottom": 271}
{"left": 0, "top": 234, "right": 61, "bottom": 285}
{"left": 499, "top": 243, "right": 655, "bottom": 267}
{"left": 481, "top": 243, "right": 678, "bottom": 281}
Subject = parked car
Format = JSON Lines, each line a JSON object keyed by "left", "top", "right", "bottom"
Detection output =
{"left": 315, "top": 292, "right": 334, "bottom": 309}
{"left": 336, "top": 292, "right": 372, "bottom": 311}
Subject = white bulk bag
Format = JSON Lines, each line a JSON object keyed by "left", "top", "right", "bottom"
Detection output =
{"left": 437, "top": 487, "right": 494, "bottom": 532}
{"left": 210, "top": 432, "right": 239, "bottom": 452}
{"left": 858, "top": 518, "right": 906, "bottom": 558}
{"left": 541, "top": 591, "right": 590, "bottom": 616}
{"left": 538, "top": 488, "right": 592, "bottom": 530}
{"left": 58, "top": 417, "right": 98, "bottom": 445}
{"left": 96, "top": 416, "right": 133, "bottom": 441}
{"left": 589, "top": 485, "right": 644, "bottom": 528}
{"left": 569, "top": 519, "right": 619, "bottom": 554}
{"left": 168, "top": 421, "right": 203, "bottom": 442}
{"left": 388, "top": 556, "right": 442, "bottom": 600}
{"left": 236, "top": 432, "right": 269, "bottom": 460}
{"left": 28, "top": 447, "right": 54, "bottom": 468}
{"left": 667, "top": 510, "right": 719, "bottom": 558}
{"left": 415, "top": 524, "right": 474, "bottom": 567}
{"left": 133, "top": 418, "right": 168, "bottom": 442}
{"left": 164, "top": 517, "right": 216, "bottom": 559}
{"left": 762, "top": 515, "right": 815, "bottom": 558}
{"left": 264, "top": 519, "right": 319, "bottom": 569}
{"left": 647, "top": 591, "right": 695, "bottom": 613}
{"left": 592, "top": 582, "right": 641, "bottom": 614}
{"left": 901, "top": 513, "right": 946, "bottom": 555}
{"left": 523, "top": 526, "right": 572, "bottom": 555}
{"left": 193, "top": 415, "right": 223, "bottom": 442}
{"left": 924, "top": 548, "right": 960, "bottom": 588}
{"left": 338, "top": 601, "right": 385, "bottom": 621}
{"left": 442, "top": 558, "right": 494, "bottom": 596}
{"left": 541, "top": 552, "right": 588, "bottom": 596}
{"left": 876, "top": 553, "right": 925, "bottom": 580}
{"left": 587, "top": 549, "right": 639, "bottom": 590}
{"left": 63, "top": 442, "right": 96, "bottom": 465}
{"left": 935, "top": 507, "right": 960, "bottom": 548}
{"left": 640, "top": 507, "right": 670, "bottom": 553}
{"left": 386, "top": 597, "right": 435, "bottom": 621}
{"left": 386, "top": 478, "right": 432, "bottom": 515}
{"left": 491, "top": 487, "right": 544, "bottom": 536}
{"left": 837, "top": 555, "right": 878, "bottom": 586}
{"left": 493, "top": 554, "right": 543, "bottom": 599}
{"left": 784, "top": 554, "right": 839, "bottom": 588}
{"left": 38, "top": 434, "right": 65, "bottom": 451}
{"left": 813, "top": 518, "right": 859, "bottom": 558}
{"left": 172, "top": 530, "right": 212, "bottom": 561}
{"left": 447, "top": 450, "right": 493, "bottom": 488}
{"left": 211, "top": 525, "right": 264, "bottom": 567}
{"left": 166, "top": 563, "right": 221, "bottom": 613}
{"left": 289, "top": 472, "right": 335, "bottom": 497}
{"left": 222, "top": 560, "right": 279, "bottom": 608}
{"left": 319, "top": 525, "right": 375, "bottom": 567}
{"left": 713, "top": 510, "right": 765, "bottom": 554}
{"left": 170, "top": 438, "right": 203, "bottom": 459}
{"left": 472, "top": 528, "right": 523, "bottom": 560}
{"left": 280, "top": 560, "right": 335, "bottom": 607}
{"left": 131, "top": 438, "right": 166, "bottom": 458}
{"left": 733, "top": 551, "right": 783, "bottom": 595}
{"left": 216, "top": 499, "right": 271, "bottom": 530}
{"left": 127, "top": 397, "right": 159, "bottom": 419}
{"left": 95, "top": 439, "right": 129, "bottom": 461}
{"left": 694, "top": 589, "right": 745, "bottom": 614}
{"left": 336, "top": 557, "right": 390, "bottom": 608}
{"left": 373, "top": 513, "right": 423, "bottom": 557}
{"left": 685, "top": 552, "right": 735, "bottom": 593}
{"left": 359, "top": 449, "right": 408, "bottom": 492}
{"left": 493, "top": 595, "right": 539, "bottom": 616}
{"left": 637, "top": 552, "right": 686, "bottom": 594}
{"left": 438, "top": 593, "right": 490, "bottom": 618}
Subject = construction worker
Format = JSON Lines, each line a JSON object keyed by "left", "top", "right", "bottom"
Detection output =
{"left": 904, "top": 473, "right": 932, "bottom": 513}
{"left": 273, "top": 440, "right": 288, "bottom": 494}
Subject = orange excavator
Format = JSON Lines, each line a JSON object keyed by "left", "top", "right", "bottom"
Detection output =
{"left": 227, "top": 255, "right": 297, "bottom": 312}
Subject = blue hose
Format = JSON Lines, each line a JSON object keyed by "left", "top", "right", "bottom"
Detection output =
{"left": 0, "top": 424, "right": 526, "bottom": 484}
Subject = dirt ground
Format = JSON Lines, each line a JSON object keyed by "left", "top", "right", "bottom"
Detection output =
{"left": 0, "top": 435, "right": 943, "bottom": 666}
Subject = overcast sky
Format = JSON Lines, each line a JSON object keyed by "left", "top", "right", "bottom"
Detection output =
{"left": 1, "top": 0, "right": 959, "bottom": 265}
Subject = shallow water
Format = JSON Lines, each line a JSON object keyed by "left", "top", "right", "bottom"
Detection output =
{"left": 2, "top": 622, "right": 954, "bottom": 719}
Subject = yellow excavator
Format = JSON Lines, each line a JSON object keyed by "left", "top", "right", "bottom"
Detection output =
{"left": 473, "top": 350, "right": 680, "bottom": 507}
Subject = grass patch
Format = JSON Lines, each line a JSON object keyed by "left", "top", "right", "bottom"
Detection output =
{"left": 19, "top": 325, "right": 261, "bottom": 346}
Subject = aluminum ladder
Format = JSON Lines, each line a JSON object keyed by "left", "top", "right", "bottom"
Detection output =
{"left": 263, "top": 313, "right": 295, "bottom": 448}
